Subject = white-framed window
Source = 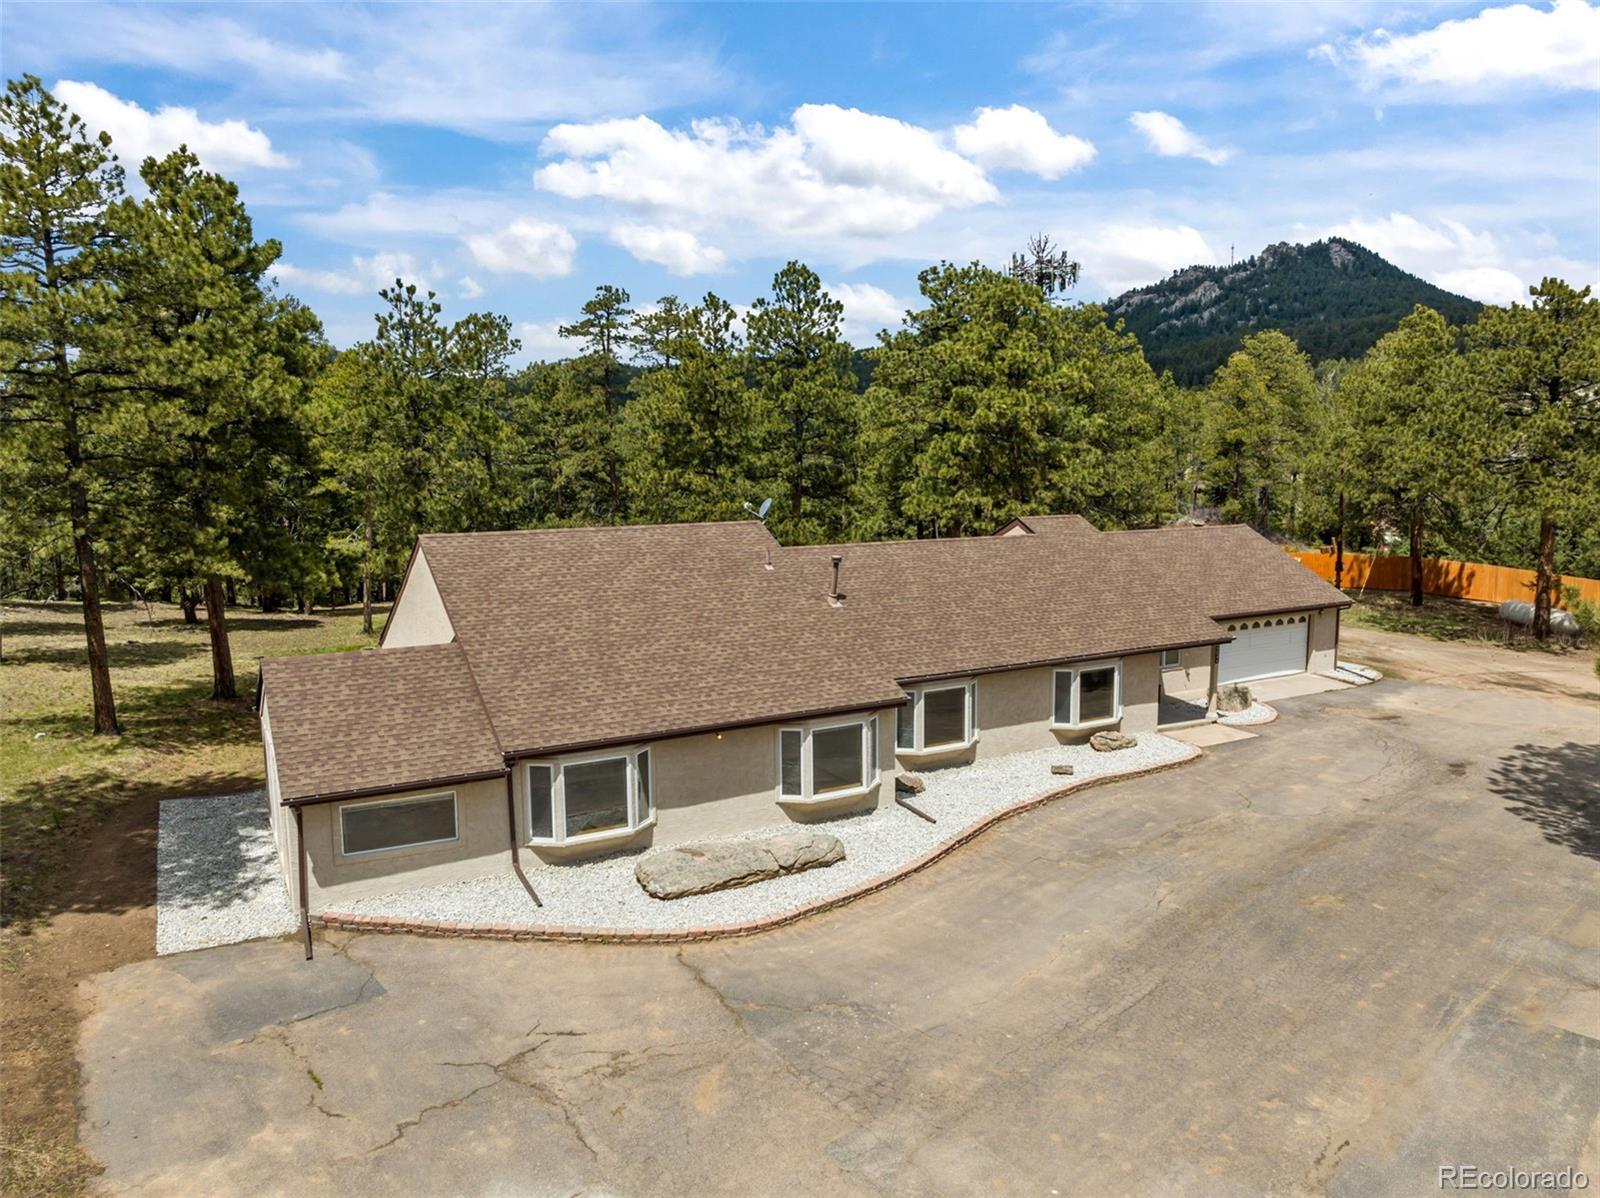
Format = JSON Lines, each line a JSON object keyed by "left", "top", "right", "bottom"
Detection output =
{"left": 339, "top": 791, "right": 459, "bottom": 857}
{"left": 1160, "top": 648, "right": 1182, "bottom": 669}
{"left": 1052, "top": 660, "right": 1122, "bottom": 728}
{"left": 525, "top": 747, "right": 655, "bottom": 847}
{"left": 775, "top": 717, "right": 880, "bottom": 804}
{"left": 895, "top": 681, "right": 977, "bottom": 754}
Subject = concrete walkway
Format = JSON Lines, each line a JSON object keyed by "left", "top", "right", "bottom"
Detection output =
{"left": 77, "top": 677, "right": 1600, "bottom": 1197}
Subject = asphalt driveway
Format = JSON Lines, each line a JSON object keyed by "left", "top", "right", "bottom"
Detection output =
{"left": 78, "top": 676, "right": 1600, "bottom": 1197}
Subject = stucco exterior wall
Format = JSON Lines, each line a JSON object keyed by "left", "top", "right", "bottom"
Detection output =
{"left": 260, "top": 697, "right": 297, "bottom": 906}
{"left": 1308, "top": 606, "right": 1338, "bottom": 673}
{"left": 383, "top": 548, "right": 455, "bottom": 648}
{"left": 1120, "top": 652, "right": 1162, "bottom": 734}
{"left": 506, "top": 712, "right": 893, "bottom": 861}
{"left": 968, "top": 666, "right": 1059, "bottom": 760}
{"left": 1159, "top": 645, "right": 1214, "bottom": 696}
{"left": 300, "top": 777, "right": 508, "bottom": 909}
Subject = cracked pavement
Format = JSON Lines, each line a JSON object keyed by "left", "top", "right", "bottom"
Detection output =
{"left": 78, "top": 677, "right": 1599, "bottom": 1196}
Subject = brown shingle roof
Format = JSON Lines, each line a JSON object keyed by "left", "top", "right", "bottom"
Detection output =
{"left": 260, "top": 643, "right": 504, "bottom": 803}
{"left": 1095, "top": 525, "right": 1352, "bottom": 620}
{"left": 260, "top": 516, "right": 1349, "bottom": 801}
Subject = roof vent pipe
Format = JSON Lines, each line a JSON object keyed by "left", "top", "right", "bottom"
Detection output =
{"left": 829, "top": 554, "right": 843, "bottom": 601}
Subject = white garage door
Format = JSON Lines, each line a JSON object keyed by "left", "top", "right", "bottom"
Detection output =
{"left": 1218, "top": 614, "right": 1308, "bottom": 684}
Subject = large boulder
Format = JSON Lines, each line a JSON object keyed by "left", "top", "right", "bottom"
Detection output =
{"left": 1089, "top": 730, "right": 1137, "bottom": 752}
{"left": 1217, "top": 684, "right": 1253, "bottom": 714}
{"left": 636, "top": 831, "right": 845, "bottom": 899}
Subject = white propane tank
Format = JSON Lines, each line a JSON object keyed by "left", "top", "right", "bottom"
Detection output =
{"left": 1498, "top": 599, "right": 1581, "bottom": 636}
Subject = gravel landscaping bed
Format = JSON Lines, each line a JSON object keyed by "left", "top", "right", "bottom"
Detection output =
{"left": 1218, "top": 701, "right": 1278, "bottom": 726}
{"left": 156, "top": 790, "right": 296, "bottom": 955}
{"left": 1332, "top": 660, "right": 1383, "bottom": 685}
{"left": 335, "top": 736, "right": 1198, "bottom": 934}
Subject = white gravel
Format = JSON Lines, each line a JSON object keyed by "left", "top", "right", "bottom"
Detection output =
{"left": 1333, "top": 660, "right": 1383, "bottom": 685}
{"left": 156, "top": 790, "right": 297, "bottom": 955}
{"left": 337, "top": 736, "right": 1198, "bottom": 933}
{"left": 1217, "top": 701, "right": 1278, "bottom": 726}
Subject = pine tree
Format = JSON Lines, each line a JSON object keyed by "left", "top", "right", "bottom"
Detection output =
{"left": 746, "top": 263, "right": 857, "bottom": 542}
{"left": 0, "top": 77, "right": 131, "bottom": 733}
{"left": 1470, "top": 279, "right": 1600, "bottom": 637}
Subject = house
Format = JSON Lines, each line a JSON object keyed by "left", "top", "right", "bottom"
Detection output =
{"left": 258, "top": 516, "right": 1348, "bottom": 919}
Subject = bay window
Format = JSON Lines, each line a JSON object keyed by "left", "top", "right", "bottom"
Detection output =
{"left": 896, "top": 681, "right": 977, "bottom": 754}
{"left": 775, "top": 718, "right": 880, "bottom": 804}
{"left": 526, "top": 747, "right": 655, "bottom": 846}
{"left": 1051, "top": 661, "right": 1122, "bottom": 728}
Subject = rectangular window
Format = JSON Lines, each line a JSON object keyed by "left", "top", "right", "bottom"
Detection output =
{"left": 867, "top": 716, "right": 879, "bottom": 775}
{"left": 340, "top": 793, "right": 457, "bottom": 857}
{"left": 1053, "top": 671, "right": 1074, "bottom": 725}
{"left": 780, "top": 729, "right": 804, "bottom": 796}
{"left": 635, "top": 749, "right": 652, "bottom": 822}
{"left": 812, "top": 724, "right": 865, "bottom": 794}
{"left": 1161, "top": 648, "right": 1181, "bottom": 669}
{"left": 562, "top": 757, "right": 630, "bottom": 837}
{"left": 528, "top": 765, "right": 554, "bottom": 841}
{"left": 923, "top": 685, "right": 968, "bottom": 747}
{"left": 1078, "top": 667, "right": 1117, "bottom": 723}
{"left": 896, "top": 695, "right": 915, "bottom": 749}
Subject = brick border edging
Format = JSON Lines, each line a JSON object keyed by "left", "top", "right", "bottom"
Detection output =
{"left": 315, "top": 750, "right": 1202, "bottom": 946}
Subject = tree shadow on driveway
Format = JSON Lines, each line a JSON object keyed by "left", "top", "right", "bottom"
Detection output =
{"left": 1488, "top": 741, "right": 1600, "bottom": 861}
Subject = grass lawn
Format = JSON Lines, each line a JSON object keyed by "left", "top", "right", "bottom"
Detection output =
{"left": 2, "top": 600, "right": 383, "bottom": 925}
{"left": 0, "top": 599, "right": 383, "bottom": 1198}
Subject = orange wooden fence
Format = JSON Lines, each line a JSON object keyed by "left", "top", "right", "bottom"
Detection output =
{"left": 1285, "top": 549, "right": 1600, "bottom": 608}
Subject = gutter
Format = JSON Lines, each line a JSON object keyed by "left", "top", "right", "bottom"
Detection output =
{"left": 280, "top": 768, "right": 509, "bottom": 808}
{"left": 504, "top": 769, "right": 541, "bottom": 908}
{"left": 293, "top": 805, "right": 313, "bottom": 961}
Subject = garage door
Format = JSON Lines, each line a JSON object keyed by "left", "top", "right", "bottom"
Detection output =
{"left": 1218, "top": 614, "right": 1308, "bottom": 684}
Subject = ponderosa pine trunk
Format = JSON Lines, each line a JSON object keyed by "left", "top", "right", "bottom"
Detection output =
{"left": 70, "top": 471, "right": 119, "bottom": 734}
{"left": 1408, "top": 514, "right": 1424, "bottom": 608}
{"left": 179, "top": 587, "right": 199, "bottom": 624}
{"left": 1333, "top": 491, "right": 1346, "bottom": 590}
{"left": 202, "top": 574, "right": 237, "bottom": 700}
{"left": 1532, "top": 516, "right": 1556, "bottom": 641}
{"left": 361, "top": 513, "right": 374, "bottom": 635}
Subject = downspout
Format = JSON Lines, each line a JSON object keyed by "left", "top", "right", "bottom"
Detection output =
{"left": 293, "top": 805, "right": 312, "bottom": 961}
{"left": 505, "top": 769, "right": 542, "bottom": 908}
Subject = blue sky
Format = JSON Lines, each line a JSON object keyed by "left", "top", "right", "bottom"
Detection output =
{"left": 5, "top": 1, "right": 1598, "bottom": 358}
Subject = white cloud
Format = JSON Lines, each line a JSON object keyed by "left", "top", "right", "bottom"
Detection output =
{"left": 53, "top": 80, "right": 292, "bottom": 171}
{"left": 536, "top": 104, "right": 1000, "bottom": 242}
{"left": 1323, "top": 213, "right": 1544, "bottom": 304}
{"left": 272, "top": 252, "right": 432, "bottom": 297}
{"left": 824, "top": 280, "right": 914, "bottom": 344}
{"left": 1128, "top": 111, "right": 1234, "bottom": 165}
{"left": 1316, "top": 0, "right": 1600, "bottom": 92}
{"left": 1085, "top": 224, "right": 1218, "bottom": 295}
{"left": 457, "top": 275, "right": 484, "bottom": 300}
{"left": 464, "top": 219, "right": 577, "bottom": 278}
{"left": 951, "top": 105, "right": 1096, "bottom": 178}
{"left": 1434, "top": 266, "right": 1529, "bottom": 305}
{"left": 611, "top": 225, "right": 726, "bottom": 274}
{"left": 518, "top": 321, "right": 571, "bottom": 361}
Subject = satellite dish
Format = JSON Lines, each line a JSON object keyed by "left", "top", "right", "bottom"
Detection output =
{"left": 757, "top": 498, "right": 773, "bottom": 519}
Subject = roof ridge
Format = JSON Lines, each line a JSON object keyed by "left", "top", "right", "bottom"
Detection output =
{"left": 420, "top": 519, "right": 767, "bottom": 541}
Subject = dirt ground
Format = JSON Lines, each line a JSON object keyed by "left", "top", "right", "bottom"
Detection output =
{"left": 1, "top": 601, "right": 381, "bottom": 1198}
{"left": 1341, "top": 622, "right": 1599, "bottom": 707}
